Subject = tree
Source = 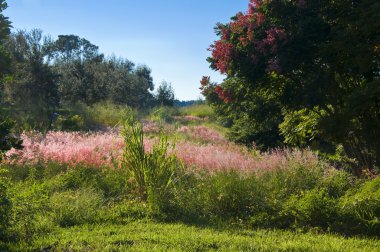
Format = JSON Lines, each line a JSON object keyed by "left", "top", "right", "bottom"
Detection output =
{"left": 0, "top": 0, "right": 22, "bottom": 155}
{"left": 203, "top": 0, "right": 380, "bottom": 171}
{"left": 156, "top": 81, "right": 175, "bottom": 107}
{"left": 0, "top": 0, "right": 11, "bottom": 82}
{"left": 3, "top": 29, "right": 59, "bottom": 129}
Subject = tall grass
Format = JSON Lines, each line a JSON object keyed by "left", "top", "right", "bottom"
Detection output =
{"left": 121, "top": 119, "right": 183, "bottom": 211}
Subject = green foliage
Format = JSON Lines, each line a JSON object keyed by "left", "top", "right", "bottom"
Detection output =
{"left": 121, "top": 118, "right": 183, "bottom": 211}
{"left": 54, "top": 114, "right": 84, "bottom": 131}
{"left": 84, "top": 102, "right": 134, "bottom": 128}
{"left": 339, "top": 177, "right": 380, "bottom": 235}
{"left": 282, "top": 189, "right": 337, "bottom": 230}
{"left": 0, "top": 168, "right": 12, "bottom": 240}
{"left": 6, "top": 222, "right": 380, "bottom": 252}
{"left": 2, "top": 159, "right": 380, "bottom": 245}
{"left": 155, "top": 81, "right": 175, "bottom": 107}
{"left": 204, "top": 77, "right": 285, "bottom": 150}
{"left": 0, "top": 117, "right": 22, "bottom": 160}
{"left": 179, "top": 103, "right": 214, "bottom": 118}
{"left": 279, "top": 108, "right": 322, "bottom": 147}
{"left": 10, "top": 180, "right": 50, "bottom": 241}
{"left": 149, "top": 106, "right": 180, "bottom": 123}
{"left": 205, "top": 0, "right": 380, "bottom": 171}
{"left": 0, "top": 0, "right": 11, "bottom": 80}
{"left": 2, "top": 29, "right": 59, "bottom": 130}
{"left": 49, "top": 187, "right": 103, "bottom": 227}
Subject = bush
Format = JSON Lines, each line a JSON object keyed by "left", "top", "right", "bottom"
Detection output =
{"left": 10, "top": 180, "right": 50, "bottom": 241}
{"left": 84, "top": 102, "right": 134, "bottom": 128}
{"left": 49, "top": 187, "right": 103, "bottom": 227}
{"left": 54, "top": 115, "right": 84, "bottom": 131}
{"left": 282, "top": 189, "right": 337, "bottom": 230}
{"left": 150, "top": 106, "right": 180, "bottom": 123}
{"left": 338, "top": 177, "right": 380, "bottom": 235}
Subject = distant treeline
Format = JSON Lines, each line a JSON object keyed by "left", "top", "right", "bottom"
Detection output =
{"left": 0, "top": 29, "right": 176, "bottom": 129}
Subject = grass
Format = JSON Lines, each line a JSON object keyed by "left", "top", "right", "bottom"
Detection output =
{"left": 179, "top": 103, "right": 214, "bottom": 118}
{"left": 4, "top": 221, "right": 380, "bottom": 252}
{"left": 2, "top": 111, "right": 380, "bottom": 251}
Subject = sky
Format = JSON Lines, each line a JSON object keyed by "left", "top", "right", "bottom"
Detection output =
{"left": 4, "top": 0, "right": 249, "bottom": 101}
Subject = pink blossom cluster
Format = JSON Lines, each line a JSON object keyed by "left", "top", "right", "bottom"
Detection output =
{"left": 210, "top": 40, "right": 235, "bottom": 74}
{"left": 142, "top": 121, "right": 160, "bottom": 133}
{"left": 177, "top": 126, "right": 227, "bottom": 144}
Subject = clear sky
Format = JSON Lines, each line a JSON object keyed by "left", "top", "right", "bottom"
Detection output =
{"left": 4, "top": 0, "right": 249, "bottom": 101}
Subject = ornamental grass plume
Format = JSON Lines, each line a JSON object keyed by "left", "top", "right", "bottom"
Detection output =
{"left": 5, "top": 131, "right": 127, "bottom": 167}
{"left": 5, "top": 127, "right": 319, "bottom": 174}
{"left": 177, "top": 125, "right": 227, "bottom": 144}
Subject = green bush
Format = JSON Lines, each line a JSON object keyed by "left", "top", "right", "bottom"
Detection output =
{"left": 49, "top": 187, "right": 103, "bottom": 227}
{"left": 150, "top": 106, "right": 180, "bottom": 123}
{"left": 54, "top": 115, "right": 84, "bottom": 131}
{"left": 338, "top": 177, "right": 380, "bottom": 235}
{"left": 319, "top": 168, "right": 354, "bottom": 198}
{"left": 84, "top": 102, "right": 134, "bottom": 128}
{"left": 10, "top": 181, "right": 50, "bottom": 241}
{"left": 282, "top": 189, "right": 337, "bottom": 230}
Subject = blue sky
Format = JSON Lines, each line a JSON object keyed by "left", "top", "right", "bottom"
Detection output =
{"left": 4, "top": 0, "right": 249, "bottom": 100}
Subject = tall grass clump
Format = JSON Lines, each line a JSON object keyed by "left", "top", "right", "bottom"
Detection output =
{"left": 121, "top": 118, "right": 183, "bottom": 212}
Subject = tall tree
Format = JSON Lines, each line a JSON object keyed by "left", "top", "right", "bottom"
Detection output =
{"left": 203, "top": 0, "right": 380, "bottom": 171}
{"left": 0, "top": 0, "right": 22, "bottom": 155}
{"left": 156, "top": 81, "right": 175, "bottom": 107}
{"left": 0, "top": 0, "right": 11, "bottom": 81}
{"left": 3, "top": 29, "right": 58, "bottom": 129}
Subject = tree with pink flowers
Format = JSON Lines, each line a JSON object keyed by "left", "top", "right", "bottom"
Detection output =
{"left": 203, "top": 0, "right": 380, "bottom": 172}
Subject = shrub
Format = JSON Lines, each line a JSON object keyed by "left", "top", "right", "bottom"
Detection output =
{"left": 338, "top": 177, "right": 380, "bottom": 235}
{"left": 84, "top": 102, "right": 134, "bottom": 128}
{"left": 10, "top": 180, "right": 50, "bottom": 241}
{"left": 150, "top": 106, "right": 180, "bottom": 123}
{"left": 319, "top": 168, "right": 354, "bottom": 198}
{"left": 282, "top": 189, "right": 337, "bottom": 230}
{"left": 54, "top": 115, "right": 84, "bottom": 131}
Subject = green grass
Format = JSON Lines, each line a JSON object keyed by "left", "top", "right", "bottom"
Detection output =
{"left": 179, "top": 104, "right": 214, "bottom": 118}
{"left": 4, "top": 221, "right": 380, "bottom": 252}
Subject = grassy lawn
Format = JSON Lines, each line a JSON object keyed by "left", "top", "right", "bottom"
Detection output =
{"left": 4, "top": 221, "right": 380, "bottom": 252}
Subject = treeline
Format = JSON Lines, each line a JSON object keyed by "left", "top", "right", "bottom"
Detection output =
{"left": 0, "top": 28, "right": 175, "bottom": 129}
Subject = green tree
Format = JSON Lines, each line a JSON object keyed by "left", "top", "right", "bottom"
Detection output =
{"left": 0, "top": 0, "right": 22, "bottom": 156}
{"left": 3, "top": 29, "right": 59, "bottom": 129}
{"left": 204, "top": 0, "right": 380, "bottom": 171}
{"left": 156, "top": 81, "right": 175, "bottom": 107}
{"left": 0, "top": 0, "right": 11, "bottom": 86}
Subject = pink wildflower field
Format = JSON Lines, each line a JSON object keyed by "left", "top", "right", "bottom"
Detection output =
{"left": 6, "top": 125, "right": 318, "bottom": 173}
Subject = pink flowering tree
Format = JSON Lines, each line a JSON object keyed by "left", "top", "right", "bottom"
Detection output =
{"left": 203, "top": 0, "right": 380, "bottom": 171}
